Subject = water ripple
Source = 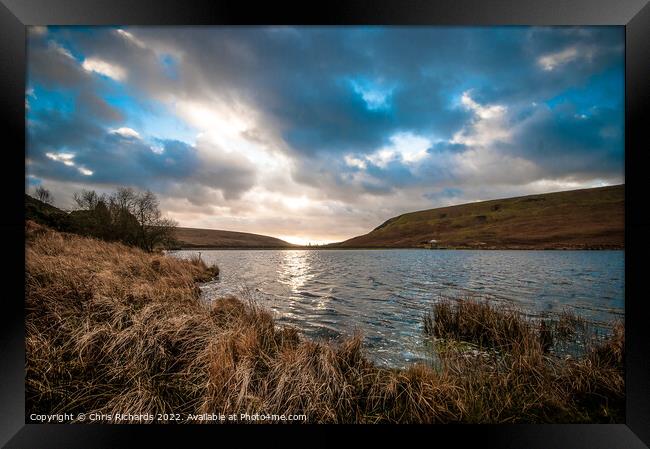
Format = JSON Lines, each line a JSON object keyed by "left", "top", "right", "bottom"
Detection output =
{"left": 172, "top": 249, "right": 624, "bottom": 368}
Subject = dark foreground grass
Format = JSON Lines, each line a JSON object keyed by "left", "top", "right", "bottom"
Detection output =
{"left": 26, "top": 222, "right": 624, "bottom": 423}
{"left": 424, "top": 298, "right": 624, "bottom": 422}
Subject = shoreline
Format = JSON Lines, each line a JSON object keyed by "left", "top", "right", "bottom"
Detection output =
{"left": 172, "top": 245, "right": 625, "bottom": 251}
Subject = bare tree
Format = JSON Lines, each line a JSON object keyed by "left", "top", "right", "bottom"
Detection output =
{"left": 70, "top": 187, "right": 177, "bottom": 251}
{"left": 69, "top": 189, "right": 110, "bottom": 239}
{"left": 35, "top": 186, "right": 53, "bottom": 204}
{"left": 132, "top": 190, "right": 178, "bottom": 251}
{"left": 73, "top": 189, "right": 105, "bottom": 210}
{"left": 108, "top": 187, "right": 139, "bottom": 245}
{"left": 110, "top": 187, "right": 137, "bottom": 211}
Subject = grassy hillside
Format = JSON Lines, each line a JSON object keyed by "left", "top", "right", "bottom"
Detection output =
{"left": 25, "top": 194, "right": 73, "bottom": 231}
{"left": 174, "top": 227, "right": 294, "bottom": 249}
{"left": 335, "top": 185, "right": 624, "bottom": 249}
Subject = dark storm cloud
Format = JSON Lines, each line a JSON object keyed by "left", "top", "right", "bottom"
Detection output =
{"left": 506, "top": 104, "right": 624, "bottom": 177}
{"left": 77, "top": 91, "right": 124, "bottom": 122}
{"left": 27, "top": 38, "right": 90, "bottom": 88}
{"left": 451, "top": 27, "right": 624, "bottom": 106}
{"left": 144, "top": 26, "right": 621, "bottom": 176}
{"left": 31, "top": 25, "right": 623, "bottom": 167}
{"left": 170, "top": 27, "right": 476, "bottom": 154}
{"left": 26, "top": 26, "right": 624, "bottom": 241}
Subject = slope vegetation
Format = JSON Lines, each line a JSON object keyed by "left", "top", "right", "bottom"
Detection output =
{"left": 173, "top": 227, "right": 294, "bottom": 249}
{"left": 335, "top": 185, "right": 624, "bottom": 249}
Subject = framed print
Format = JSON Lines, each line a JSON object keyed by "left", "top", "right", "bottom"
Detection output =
{"left": 2, "top": 0, "right": 649, "bottom": 447}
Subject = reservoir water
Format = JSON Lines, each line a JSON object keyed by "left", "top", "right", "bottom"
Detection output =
{"left": 169, "top": 249, "right": 624, "bottom": 367}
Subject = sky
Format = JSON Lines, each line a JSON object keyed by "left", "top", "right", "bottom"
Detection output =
{"left": 25, "top": 26, "right": 624, "bottom": 245}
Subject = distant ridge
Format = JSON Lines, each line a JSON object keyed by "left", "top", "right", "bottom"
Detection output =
{"left": 331, "top": 185, "right": 624, "bottom": 250}
{"left": 173, "top": 227, "right": 294, "bottom": 249}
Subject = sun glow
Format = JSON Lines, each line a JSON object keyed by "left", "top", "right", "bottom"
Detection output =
{"left": 278, "top": 235, "right": 334, "bottom": 246}
{"left": 282, "top": 195, "right": 312, "bottom": 211}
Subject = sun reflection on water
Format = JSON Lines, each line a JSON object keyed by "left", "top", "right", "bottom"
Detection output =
{"left": 279, "top": 250, "right": 312, "bottom": 292}
{"left": 278, "top": 250, "right": 336, "bottom": 311}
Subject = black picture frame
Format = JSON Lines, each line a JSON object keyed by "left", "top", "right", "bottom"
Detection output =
{"left": 2, "top": 0, "right": 649, "bottom": 447}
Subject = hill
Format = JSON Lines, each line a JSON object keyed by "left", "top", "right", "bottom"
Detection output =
{"left": 25, "top": 194, "right": 73, "bottom": 231}
{"left": 333, "top": 185, "right": 624, "bottom": 249}
{"left": 25, "top": 194, "right": 294, "bottom": 249}
{"left": 173, "top": 227, "right": 294, "bottom": 249}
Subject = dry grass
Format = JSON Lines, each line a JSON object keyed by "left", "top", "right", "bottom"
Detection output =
{"left": 26, "top": 223, "right": 624, "bottom": 423}
{"left": 424, "top": 297, "right": 542, "bottom": 354}
{"left": 554, "top": 308, "right": 588, "bottom": 340}
{"left": 424, "top": 297, "right": 624, "bottom": 422}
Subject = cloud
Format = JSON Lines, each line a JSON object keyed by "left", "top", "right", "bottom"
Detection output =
{"left": 538, "top": 46, "right": 579, "bottom": 71}
{"left": 45, "top": 151, "right": 94, "bottom": 176}
{"left": 536, "top": 44, "right": 606, "bottom": 72}
{"left": 45, "top": 152, "right": 75, "bottom": 166}
{"left": 344, "top": 155, "right": 367, "bottom": 170}
{"left": 341, "top": 132, "right": 434, "bottom": 181}
{"left": 452, "top": 91, "right": 511, "bottom": 147}
{"left": 77, "top": 91, "right": 124, "bottom": 122}
{"left": 26, "top": 26, "right": 624, "bottom": 243}
{"left": 82, "top": 57, "right": 127, "bottom": 81}
{"left": 27, "top": 102, "right": 257, "bottom": 201}
{"left": 28, "top": 38, "right": 90, "bottom": 88}
{"left": 48, "top": 40, "right": 74, "bottom": 60}
{"left": 110, "top": 127, "right": 140, "bottom": 139}
{"left": 116, "top": 29, "right": 147, "bottom": 49}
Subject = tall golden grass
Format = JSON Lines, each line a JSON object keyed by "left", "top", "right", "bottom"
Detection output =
{"left": 25, "top": 222, "right": 624, "bottom": 423}
{"left": 424, "top": 297, "right": 624, "bottom": 422}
